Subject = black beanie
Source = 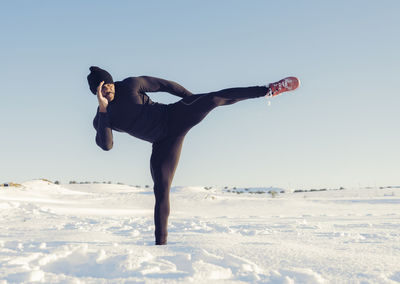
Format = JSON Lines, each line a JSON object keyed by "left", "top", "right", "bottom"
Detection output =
{"left": 87, "top": 66, "right": 114, "bottom": 95}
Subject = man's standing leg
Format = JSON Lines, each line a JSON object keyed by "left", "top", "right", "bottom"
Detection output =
{"left": 150, "top": 135, "right": 185, "bottom": 245}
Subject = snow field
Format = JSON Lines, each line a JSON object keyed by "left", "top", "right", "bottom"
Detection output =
{"left": 0, "top": 180, "right": 399, "bottom": 283}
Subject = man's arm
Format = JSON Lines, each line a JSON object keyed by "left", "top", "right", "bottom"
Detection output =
{"left": 94, "top": 111, "right": 113, "bottom": 151}
{"left": 136, "top": 76, "right": 193, "bottom": 98}
{"left": 93, "top": 81, "right": 113, "bottom": 151}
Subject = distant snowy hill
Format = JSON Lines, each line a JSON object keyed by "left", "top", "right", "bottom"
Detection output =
{"left": 0, "top": 179, "right": 399, "bottom": 283}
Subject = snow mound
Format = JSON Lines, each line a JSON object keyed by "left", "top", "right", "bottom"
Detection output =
{"left": 21, "top": 179, "right": 89, "bottom": 195}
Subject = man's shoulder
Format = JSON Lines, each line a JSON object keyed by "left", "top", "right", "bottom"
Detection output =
{"left": 116, "top": 77, "right": 142, "bottom": 88}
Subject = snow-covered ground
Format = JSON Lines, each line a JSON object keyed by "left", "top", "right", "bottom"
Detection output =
{"left": 0, "top": 180, "right": 399, "bottom": 283}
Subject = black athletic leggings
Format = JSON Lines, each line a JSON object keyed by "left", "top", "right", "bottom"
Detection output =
{"left": 150, "top": 86, "right": 267, "bottom": 244}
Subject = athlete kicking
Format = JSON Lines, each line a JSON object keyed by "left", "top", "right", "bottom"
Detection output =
{"left": 87, "top": 66, "right": 300, "bottom": 245}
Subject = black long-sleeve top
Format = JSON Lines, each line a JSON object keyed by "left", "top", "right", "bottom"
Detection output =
{"left": 93, "top": 76, "right": 193, "bottom": 149}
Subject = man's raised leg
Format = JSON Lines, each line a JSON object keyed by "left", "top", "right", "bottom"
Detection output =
{"left": 166, "top": 86, "right": 269, "bottom": 137}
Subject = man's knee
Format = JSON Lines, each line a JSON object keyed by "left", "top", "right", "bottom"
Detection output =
{"left": 207, "top": 94, "right": 222, "bottom": 107}
{"left": 153, "top": 180, "right": 171, "bottom": 200}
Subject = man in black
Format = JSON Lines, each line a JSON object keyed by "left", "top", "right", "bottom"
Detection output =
{"left": 87, "top": 66, "right": 299, "bottom": 245}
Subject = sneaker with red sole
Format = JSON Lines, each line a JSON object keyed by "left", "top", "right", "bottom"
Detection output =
{"left": 266, "top": 77, "right": 300, "bottom": 97}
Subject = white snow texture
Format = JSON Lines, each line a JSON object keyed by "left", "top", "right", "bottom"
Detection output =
{"left": 0, "top": 180, "right": 399, "bottom": 283}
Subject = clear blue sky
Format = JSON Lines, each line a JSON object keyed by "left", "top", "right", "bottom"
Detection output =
{"left": 1, "top": 0, "right": 399, "bottom": 189}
